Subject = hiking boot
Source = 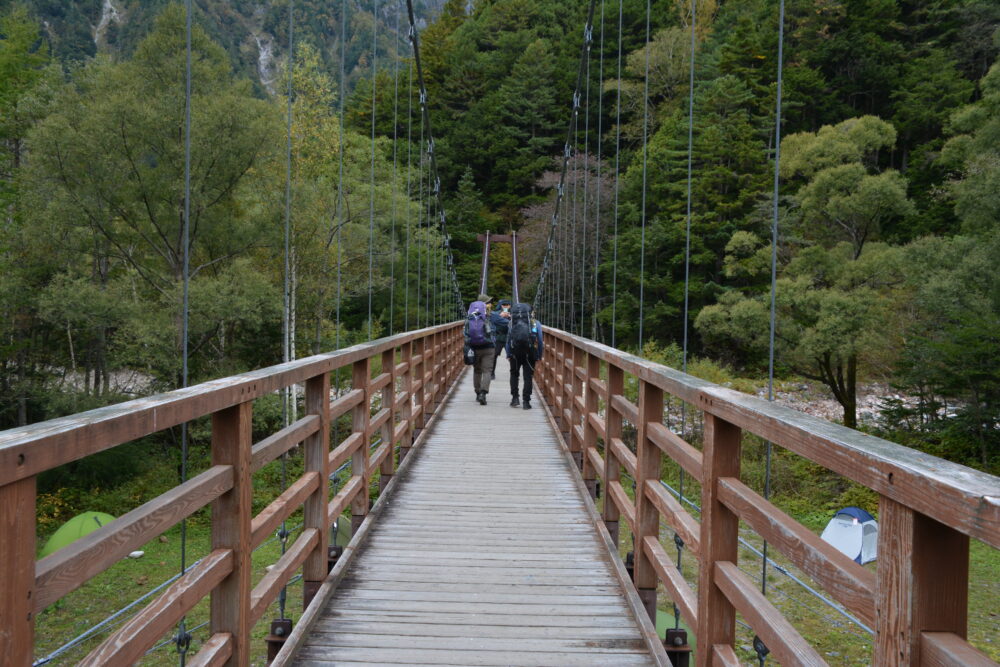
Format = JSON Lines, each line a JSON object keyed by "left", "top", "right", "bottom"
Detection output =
{"left": 477, "top": 391, "right": 487, "bottom": 406}
{"left": 510, "top": 396, "right": 520, "bottom": 407}
{"left": 522, "top": 399, "right": 532, "bottom": 410}
{"left": 491, "top": 371, "right": 496, "bottom": 380}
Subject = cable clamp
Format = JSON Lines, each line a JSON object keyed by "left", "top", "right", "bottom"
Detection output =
{"left": 434, "top": 177, "right": 441, "bottom": 193}
{"left": 753, "top": 636, "right": 770, "bottom": 662}
{"left": 427, "top": 138, "right": 434, "bottom": 154}
{"left": 440, "top": 210, "right": 446, "bottom": 224}
{"left": 584, "top": 25, "right": 593, "bottom": 44}
{"left": 174, "top": 620, "right": 192, "bottom": 656}
{"left": 573, "top": 91, "right": 581, "bottom": 109}
{"left": 564, "top": 143, "right": 572, "bottom": 158}
{"left": 419, "top": 88, "right": 427, "bottom": 105}
{"left": 408, "top": 25, "right": 416, "bottom": 41}
{"left": 673, "top": 532, "right": 684, "bottom": 550}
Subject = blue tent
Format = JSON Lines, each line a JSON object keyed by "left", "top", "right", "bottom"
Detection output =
{"left": 820, "top": 506, "right": 877, "bottom": 564}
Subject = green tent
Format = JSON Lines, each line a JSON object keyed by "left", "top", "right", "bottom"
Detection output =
{"left": 40, "top": 511, "right": 116, "bottom": 558}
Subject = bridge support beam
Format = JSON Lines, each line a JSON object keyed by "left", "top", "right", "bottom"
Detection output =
{"left": 602, "top": 364, "right": 624, "bottom": 548}
{"left": 302, "top": 371, "right": 330, "bottom": 609}
{"left": 0, "top": 475, "right": 35, "bottom": 666}
{"left": 351, "top": 358, "right": 371, "bottom": 538}
{"left": 582, "top": 353, "right": 601, "bottom": 498}
{"left": 634, "top": 380, "right": 663, "bottom": 623}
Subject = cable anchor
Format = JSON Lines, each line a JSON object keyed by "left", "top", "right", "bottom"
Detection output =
{"left": 753, "top": 635, "right": 770, "bottom": 666}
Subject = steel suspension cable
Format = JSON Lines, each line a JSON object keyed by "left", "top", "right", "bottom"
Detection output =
{"left": 404, "top": 63, "right": 413, "bottom": 330}
{"left": 570, "top": 111, "right": 579, "bottom": 333}
{"left": 336, "top": 0, "right": 346, "bottom": 354}
{"left": 532, "top": 0, "right": 598, "bottom": 317}
{"left": 592, "top": 0, "right": 605, "bottom": 341}
{"left": 174, "top": 0, "right": 194, "bottom": 661}
{"left": 389, "top": 2, "right": 401, "bottom": 334}
{"left": 405, "top": 0, "right": 465, "bottom": 318}
{"left": 637, "top": 0, "right": 651, "bottom": 350}
{"left": 581, "top": 40, "right": 591, "bottom": 336}
{"left": 367, "top": 0, "right": 378, "bottom": 340}
{"left": 610, "top": 0, "right": 623, "bottom": 348}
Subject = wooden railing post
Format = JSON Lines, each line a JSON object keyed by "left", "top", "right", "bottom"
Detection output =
{"left": 0, "top": 475, "right": 35, "bottom": 666}
{"left": 423, "top": 334, "right": 435, "bottom": 426}
{"left": 875, "top": 497, "right": 970, "bottom": 665}
{"left": 380, "top": 348, "right": 396, "bottom": 493}
{"left": 302, "top": 372, "right": 330, "bottom": 608}
{"left": 634, "top": 380, "right": 663, "bottom": 622}
{"left": 351, "top": 358, "right": 371, "bottom": 536}
{"left": 582, "top": 353, "right": 601, "bottom": 498}
{"left": 603, "top": 364, "right": 624, "bottom": 547}
{"left": 696, "top": 412, "right": 742, "bottom": 667}
{"left": 399, "top": 341, "right": 414, "bottom": 463}
{"left": 560, "top": 340, "right": 572, "bottom": 440}
{"left": 567, "top": 345, "right": 583, "bottom": 467}
{"left": 412, "top": 337, "right": 425, "bottom": 437}
{"left": 210, "top": 400, "right": 253, "bottom": 666}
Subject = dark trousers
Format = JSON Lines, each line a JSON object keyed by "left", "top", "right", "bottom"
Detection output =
{"left": 492, "top": 338, "right": 506, "bottom": 374}
{"left": 473, "top": 346, "right": 495, "bottom": 393}
{"left": 509, "top": 355, "right": 535, "bottom": 400}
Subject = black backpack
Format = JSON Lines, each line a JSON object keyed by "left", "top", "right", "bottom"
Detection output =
{"left": 508, "top": 303, "right": 536, "bottom": 358}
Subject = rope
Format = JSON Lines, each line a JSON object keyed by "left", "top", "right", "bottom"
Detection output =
{"left": 610, "top": 0, "right": 623, "bottom": 348}
{"left": 368, "top": 0, "right": 378, "bottom": 340}
{"left": 637, "top": 0, "right": 651, "bottom": 350}
{"left": 405, "top": 0, "right": 465, "bottom": 318}
{"left": 532, "top": 0, "right": 598, "bottom": 316}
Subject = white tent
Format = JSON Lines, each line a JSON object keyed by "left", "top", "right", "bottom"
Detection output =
{"left": 820, "top": 507, "right": 878, "bottom": 564}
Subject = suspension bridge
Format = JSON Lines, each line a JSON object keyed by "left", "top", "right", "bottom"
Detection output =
{"left": 1, "top": 0, "right": 999, "bottom": 665}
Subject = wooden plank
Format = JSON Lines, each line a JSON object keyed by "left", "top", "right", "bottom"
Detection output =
{"left": 250, "top": 472, "right": 319, "bottom": 549}
{"left": 612, "top": 394, "right": 639, "bottom": 425}
{"left": 876, "top": 497, "right": 971, "bottom": 665}
{"left": 610, "top": 437, "right": 637, "bottom": 478}
{"left": 588, "top": 410, "right": 606, "bottom": 435}
{"left": 302, "top": 372, "right": 330, "bottom": 603}
{"left": 294, "top": 645, "right": 654, "bottom": 666}
{"left": 644, "top": 480, "right": 700, "bottom": 557}
{"left": 210, "top": 401, "right": 253, "bottom": 666}
{"left": 328, "top": 475, "right": 364, "bottom": 521}
{"left": 250, "top": 529, "right": 320, "bottom": 623}
{"left": 587, "top": 446, "right": 605, "bottom": 483}
{"left": 369, "top": 372, "right": 391, "bottom": 393}
{"left": 35, "top": 464, "right": 232, "bottom": 612}
{"left": 711, "top": 645, "right": 741, "bottom": 667}
{"left": 0, "top": 476, "right": 34, "bottom": 666}
{"left": 79, "top": 549, "right": 233, "bottom": 666}
{"left": 187, "top": 633, "right": 233, "bottom": 667}
{"left": 696, "top": 413, "right": 741, "bottom": 667}
{"left": 920, "top": 632, "right": 998, "bottom": 667}
{"left": 634, "top": 380, "right": 664, "bottom": 619}
{"left": 310, "top": 618, "right": 643, "bottom": 639}
{"left": 714, "top": 561, "right": 826, "bottom": 666}
{"left": 329, "top": 389, "right": 364, "bottom": 421}
{"left": 718, "top": 476, "right": 874, "bottom": 626}
{"left": 642, "top": 536, "right": 698, "bottom": 627}
{"left": 608, "top": 480, "right": 636, "bottom": 530}
{"left": 366, "top": 407, "right": 390, "bottom": 440}
{"left": 350, "top": 358, "right": 370, "bottom": 533}
{"left": 328, "top": 432, "right": 362, "bottom": 472}
{"left": 647, "top": 421, "right": 702, "bottom": 481}
{"left": 366, "top": 442, "right": 391, "bottom": 478}
{"left": 0, "top": 323, "right": 462, "bottom": 487}
{"left": 604, "top": 363, "right": 625, "bottom": 544}
{"left": 304, "top": 632, "right": 648, "bottom": 653}
{"left": 251, "top": 414, "right": 320, "bottom": 472}
{"left": 589, "top": 376, "right": 607, "bottom": 396}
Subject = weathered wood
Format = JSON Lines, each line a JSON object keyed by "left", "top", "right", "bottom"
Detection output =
{"left": 379, "top": 348, "right": 396, "bottom": 491}
{"left": 604, "top": 364, "right": 625, "bottom": 545}
{"left": 35, "top": 464, "right": 233, "bottom": 612}
{"left": 0, "top": 322, "right": 461, "bottom": 487}
{"left": 328, "top": 474, "right": 364, "bottom": 521}
{"left": 634, "top": 380, "right": 664, "bottom": 621}
{"left": 0, "top": 476, "right": 35, "bottom": 666}
{"left": 369, "top": 371, "right": 391, "bottom": 393}
{"left": 251, "top": 529, "right": 320, "bottom": 623}
{"left": 644, "top": 480, "right": 700, "bottom": 557}
{"left": 920, "top": 632, "right": 998, "bottom": 667}
{"left": 718, "top": 476, "right": 874, "bottom": 626}
{"left": 187, "top": 633, "right": 233, "bottom": 667}
{"left": 610, "top": 436, "right": 638, "bottom": 478}
{"left": 398, "top": 341, "right": 414, "bottom": 461}
{"left": 80, "top": 549, "right": 233, "bottom": 666}
{"left": 210, "top": 401, "right": 253, "bottom": 667}
{"left": 588, "top": 410, "right": 606, "bottom": 436}
{"left": 587, "top": 446, "right": 605, "bottom": 483}
{"left": 646, "top": 421, "right": 702, "bottom": 482}
{"left": 302, "top": 372, "right": 330, "bottom": 604}
{"left": 582, "top": 354, "right": 601, "bottom": 495}
{"left": 875, "top": 497, "right": 971, "bottom": 665}
{"left": 711, "top": 644, "right": 741, "bottom": 667}
{"left": 642, "top": 536, "right": 698, "bottom": 627}
{"left": 251, "top": 472, "right": 320, "bottom": 549}
{"left": 696, "top": 413, "right": 741, "bottom": 667}
{"left": 350, "top": 358, "right": 370, "bottom": 535}
{"left": 329, "top": 389, "right": 364, "bottom": 421}
{"left": 366, "top": 407, "right": 391, "bottom": 440}
{"left": 251, "top": 414, "right": 320, "bottom": 472}
{"left": 366, "top": 442, "right": 391, "bottom": 478}
{"left": 328, "top": 432, "right": 362, "bottom": 472}
{"left": 612, "top": 394, "right": 639, "bottom": 425}
{"left": 714, "top": 561, "right": 826, "bottom": 666}
{"left": 608, "top": 480, "right": 636, "bottom": 531}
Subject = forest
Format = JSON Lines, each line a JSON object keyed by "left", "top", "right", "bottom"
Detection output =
{"left": 2, "top": 0, "right": 999, "bottom": 482}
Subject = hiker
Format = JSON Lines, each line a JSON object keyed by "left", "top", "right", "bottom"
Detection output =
{"left": 464, "top": 299, "right": 495, "bottom": 405}
{"left": 505, "top": 303, "right": 544, "bottom": 410}
{"left": 489, "top": 298, "right": 512, "bottom": 380}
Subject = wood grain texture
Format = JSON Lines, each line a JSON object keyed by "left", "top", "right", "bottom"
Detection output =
{"left": 329, "top": 389, "right": 364, "bottom": 421}
{"left": 642, "top": 536, "right": 697, "bottom": 627}
{"left": 328, "top": 475, "right": 364, "bottom": 521}
{"left": 603, "top": 364, "right": 625, "bottom": 540}
{"left": 609, "top": 480, "right": 636, "bottom": 531}
{"left": 610, "top": 436, "right": 638, "bottom": 478}
{"left": 186, "top": 633, "right": 233, "bottom": 667}
{"left": 251, "top": 472, "right": 319, "bottom": 549}
{"left": 718, "top": 476, "right": 874, "bottom": 626}
{"left": 251, "top": 414, "right": 320, "bottom": 472}
{"left": 920, "top": 632, "right": 998, "bottom": 667}
{"left": 328, "top": 432, "right": 362, "bottom": 472}
{"left": 79, "top": 549, "right": 233, "bottom": 667}
{"left": 250, "top": 529, "right": 320, "bottom": 622}
{"left": 634, "top": 381, "right": 664, "bottom": 599}
{"left": 711, "top": 644, "right": 741, "bottom": 667}
{"left": 287, "top": 371, "right": 663, "bottom": 666}
{"left": 302, "top": 372, "right": 330, "bottom": 595}
{"left": 646, "top": 421, "right": 703, "bottom": 482}
{"left": 645, "top": 479, "right": 700, "bottom": 557}
{"left": 587, "top": 446, "right": 606, "bottom": 483}
{"left": 35, "top": 464, "right": 233, "bottom": 612}
{"left": 0, "top": 476, "right": 35, "bottom": 666}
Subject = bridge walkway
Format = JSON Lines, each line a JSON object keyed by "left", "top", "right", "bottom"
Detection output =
{"left": 286, "top": 370, "right": 666, "bottom": 666}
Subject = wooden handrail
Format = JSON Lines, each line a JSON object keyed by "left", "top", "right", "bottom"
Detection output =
{"left": 0, "top": 322, "right": 464, "bottom": 666}
{"left": 535, "top": 324, "right": 1000, "bottom": 667}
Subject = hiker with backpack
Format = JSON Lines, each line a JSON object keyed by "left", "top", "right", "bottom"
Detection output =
{"left": 505, "top": 303, "right": 544, "bottom": 410}
{"left": 489, "top": 298, "right": 512, "bottom": 380}
{"left": 464, "top": 300, "right": 496, "bottom": 405}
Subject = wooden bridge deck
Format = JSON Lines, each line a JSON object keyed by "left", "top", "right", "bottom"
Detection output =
{"left": 288, "top": 370, "right": 665, "bottom": 666}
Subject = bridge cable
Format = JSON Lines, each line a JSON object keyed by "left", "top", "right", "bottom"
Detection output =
{"left": 479, "top": 231, "right": 490, "bottom": 297}
{"left": 637, "top": 0, "right": 651, "bottom": 349}
{"left": 405, "top": 0, "right": 465, "bottom": 318}
{"left": 581, "top": 23, "right": 592, "bottom": 337}
{"left": 760, "top": 4, "right": 787, "bottom": 659}
{"left": 368, "top": 0, "right": 378, "bottom": 340}
{"left": 591, "top": 0, "right": 605, "bottom": 341}
{"left": 173, "top": 0, "right": 195, "bottom": 661}
{"left": 570, "top": 109, "right": 579, "bottom": 332}
{"left": 674, "top": 0, "right": 698, "bottom": 632}
{"left": 404, "top": 62, "right": 413, "bottom": 330}
{"left": 389, "top": 0, "right": 401, "bottom": 334}
{"left": 416, "top": 97, "right": 424, "bottom": 328}
{"left": 532, "top": 0, "right": 598, "bottom": 318}
{"left": 609, "top": 0, "right": 623, "bottom": 348}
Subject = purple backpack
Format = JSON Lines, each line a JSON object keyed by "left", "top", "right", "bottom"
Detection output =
{"left": 467, "top": 301, "right": 489, "bottom": 346}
